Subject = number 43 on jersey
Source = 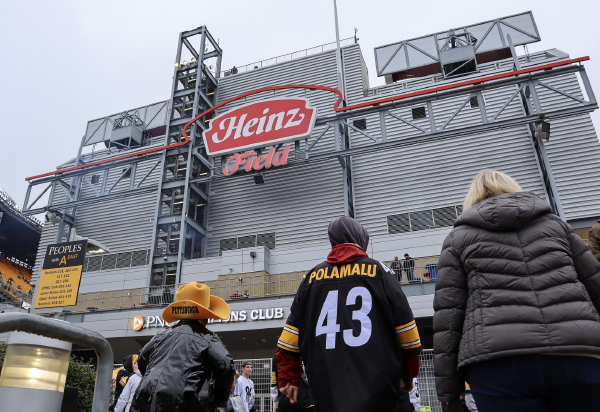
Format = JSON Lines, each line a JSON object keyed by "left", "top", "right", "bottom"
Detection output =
{"left": 316, "top": 287, "right": 373, "bottom": 349}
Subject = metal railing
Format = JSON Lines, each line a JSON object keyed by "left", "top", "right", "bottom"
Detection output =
{"left": 0, "top": 276, "right": 33, "bottom": 305}
{"left": 229, "top": 349, "right": 439, "bottom": 412}
{"left": 61, "top": 256, "right": 440, "bottom": 315}
{"left": 0, "top": 187, "right": 43, "bottom": 230}
{"left": 222, "top": 37, "right": 355, "bottom": 77}
{"left": 62, "top": 271, "right": 307, "bottom": 315}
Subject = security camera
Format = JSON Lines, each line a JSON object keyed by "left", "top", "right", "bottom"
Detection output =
{"left": 44, "top": 211, "right": 61, "bottom": 225}
{"left": 250, "top": 251, "right": 257, "bottom": 258}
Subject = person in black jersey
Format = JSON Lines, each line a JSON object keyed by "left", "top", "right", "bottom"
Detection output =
{"left": 110, "top": 354, "right": 138, "bottom": 411}
{"left": 276, "top": 216, "right": 422, "bottom": 412}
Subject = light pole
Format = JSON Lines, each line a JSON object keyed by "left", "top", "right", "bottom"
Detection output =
{"left": 0, "top": 331, "right": 72, "bottom": 412}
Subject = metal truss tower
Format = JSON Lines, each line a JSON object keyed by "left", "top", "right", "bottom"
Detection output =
{"left": 147, "top": 27, "right": 222, "bottom": 289}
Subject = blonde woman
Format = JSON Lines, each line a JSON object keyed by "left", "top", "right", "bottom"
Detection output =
{"left": 433, "top": 171, "right": 600, "bottom": 412}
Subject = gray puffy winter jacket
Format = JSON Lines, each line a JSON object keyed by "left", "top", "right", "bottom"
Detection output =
{"left": 433, "top": 192, "right": 600, "bottom": 402}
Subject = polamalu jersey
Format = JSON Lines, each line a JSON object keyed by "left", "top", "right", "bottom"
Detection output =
{"left": 277, "top": 257, "right": 422, "bottom": 412}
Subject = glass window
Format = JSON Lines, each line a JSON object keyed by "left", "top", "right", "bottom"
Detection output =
{"left": 164, "top": 154, "right": 188, "bottom": 181}
{"left": 155, "top": 224, "right": 169, "bottom": 256}
{"left": 165, "top": 263, "right": 177, "bottom": 285}
{"left": 187, "top": 190, "right": 206, "bottom": 227}
{"left": 191, "top": 156, "right": 210, "bottom": 179}
{"left": 172, "top": 188, "right": 184, "bottom": 215}
{"left": 409, "top": 210, "right": 434, "bottom": 231}
{"left": 387, "top": 213, "right": 411, "bottom": 234}
{"left": 159, "top": 189, "right": 173, "bottom": 216}
{"left": 184, "top": 226, "right": 203, "bottom": 259}
{"left": 168, "top": 223, "right": 181, "bottom": 255}
{"left": 150, "top": 266, "right": 164, "bottom": 287}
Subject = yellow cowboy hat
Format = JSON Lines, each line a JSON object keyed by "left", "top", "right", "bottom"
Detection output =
{"left": 163, "top": 282, "right": 230, "bottom": 323}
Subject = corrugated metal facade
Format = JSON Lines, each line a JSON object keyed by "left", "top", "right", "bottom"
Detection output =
{"left": 32, "top": 155, "right": 162, "bottom": 285}
{"left": 31, "top": 43, "right": 600, "bottom": 290}
{"left": 203, "top": 46, "right": 369, "bottom": 256}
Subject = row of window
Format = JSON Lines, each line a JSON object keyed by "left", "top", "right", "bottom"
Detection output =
{"left": 83, "top": 249, "right": 150, "bottom": 273}
{"left": 219, "top": 233, "right": 276, "bottom": 255}
{"left": 214, "top": 208, "right": 461, "bottom": 255}
{"left": 387, "top": 205, "right": 463, "bottom": 234}
{"left": 82, "top": 204, "right": 458, "bottom": 274}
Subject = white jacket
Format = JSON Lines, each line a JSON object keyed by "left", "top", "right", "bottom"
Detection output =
{"left": 409, "top": 378, "right": 420, "bottom": 409}
{"left": 115, "top": 370, "right": 142, "bottom": 412}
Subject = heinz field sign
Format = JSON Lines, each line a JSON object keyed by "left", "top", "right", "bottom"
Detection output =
{"left": 202, "top": 98, "right": 317, "bottom": 156}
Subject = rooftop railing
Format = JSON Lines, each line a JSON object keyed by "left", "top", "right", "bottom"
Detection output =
{"left": 222, "top": 37, "right": 355, "bottom": 77}
{"left": 0, "top": 187, "right": 43, "bottom": 230}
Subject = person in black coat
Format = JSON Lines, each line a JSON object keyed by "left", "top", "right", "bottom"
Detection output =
{"left": 110, "top": 354, "right": 138, "bottom": 411}
{"left": 131, "top": 282, "right": 235, "bottom": 412}
{"left": 433, "top": 171, "right": 600, "bottom": 412}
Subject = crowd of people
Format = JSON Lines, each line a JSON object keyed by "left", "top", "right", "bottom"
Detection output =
{"left": 0, "top": 257, "right": 33, "bottom": 304}
{"left": 230, "top": 289, "right": 250, "bottom": 300}
{"left": 390, "top": 254, "right": 416, "bottom": 283}
{"left": 108, "top": 170, "right": 600, "bottom": 412}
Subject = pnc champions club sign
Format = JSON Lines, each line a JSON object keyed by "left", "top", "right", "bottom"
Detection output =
{"left": 34, "top": 240, "right": 87, "bottom": 309}
{"left": 202, "top": 98, "right": 317, "bottom": 175}
{"left": 130, "top": 307, "right": 285, "bottom": 331}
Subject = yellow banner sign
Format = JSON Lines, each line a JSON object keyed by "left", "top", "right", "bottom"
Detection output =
{"left": 34, "top": 240, "right": 87, "bottom": 309}
{"left": 35, "top": 266, "right": 82, "bottom": 308}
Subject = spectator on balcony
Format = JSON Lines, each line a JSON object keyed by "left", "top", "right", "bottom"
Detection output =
{"left": 433, "top": 170, "right": 600, "bottom": 412}
{"left": 230, "top": 290, "right": 242, "bottom": 300}
{"left": 390, "top": 256, "right": 402, "bottom": 281}
{"left": 403, "top": 254, "right": 415, "bottom": 283}
{"left": 243, "top": 290, "right": 249, "bottom": 299}
{"left": 588, "top": 219, "right": 600, "bottom": 261}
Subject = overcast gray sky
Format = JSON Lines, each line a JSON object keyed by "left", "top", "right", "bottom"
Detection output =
{"left": 1, "top": 0, "right": 599, "bottom": 210}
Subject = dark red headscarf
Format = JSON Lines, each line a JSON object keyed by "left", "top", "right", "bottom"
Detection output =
{"left": 326, "top": 217, "right": 369, "bottom": 264}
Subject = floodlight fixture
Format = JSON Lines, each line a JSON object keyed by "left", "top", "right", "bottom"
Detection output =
{"left": 174, "top": 62, "right": 179, "bottom": 67}
{"left": 254, "top": 173, "right": 265, "bottom": 184}
{"left": 182, "top": 60, "right": 188, "bottom": 66}
{"left": 534, "top": 120, "right": 551, "bottom": 141}
{"left": 44, "top": 211, "right": 61, "bottom": 225}
{"left": 73, "top": 234, "right": 110, "bottom": 255}
{"left": 191, "top": 57, "right": 197, "bottom": 63}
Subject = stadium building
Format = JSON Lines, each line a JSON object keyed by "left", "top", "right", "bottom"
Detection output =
{"left": 21, "top": 11, "right": 600, "bottom": 410}
{"left": 0, "top": 188, "right": 38, "bottom": 310}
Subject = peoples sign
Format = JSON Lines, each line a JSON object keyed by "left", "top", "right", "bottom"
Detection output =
{"left": 202, "top": 98, "right": 317, "bottom": 155}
